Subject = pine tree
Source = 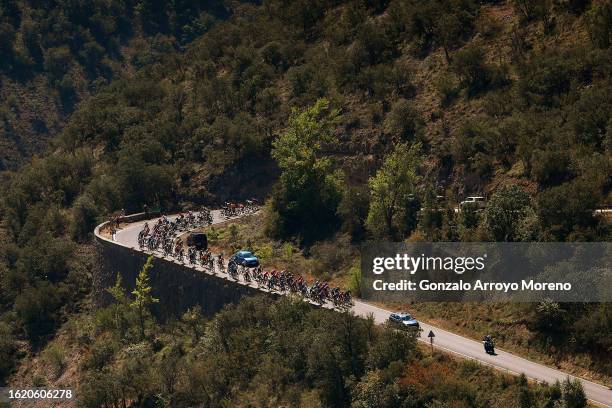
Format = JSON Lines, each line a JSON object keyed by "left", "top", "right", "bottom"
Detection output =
{"left": 130, "top": 256, "right": 159, "bottom": 339}
{"left": 562, "top": 377, "right": 587, "bottom": 408}
{"left": 107, "top": 273, "right": 127, "bottom": 304}
{"left": 107, "top": 273, "right": 130, "bottom": 336}
{"left": 182, "top": 307, "right": 203, "bottom": 344}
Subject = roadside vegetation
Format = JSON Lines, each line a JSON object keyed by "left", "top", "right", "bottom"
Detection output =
{"left": 0, "top": 0, "right": 238, "bottom": 170}
{"left": 206, "top": 213, "right": 612, "bottom": 383}
{"left": 14, "top": 288, "right": 586, "bottom": 408}
{"left": 0, "top": 0, "right": 610, "bottom": 396}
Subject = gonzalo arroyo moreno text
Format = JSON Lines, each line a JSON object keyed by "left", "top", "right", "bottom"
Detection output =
{"left": 370, "top": 254, "right": 572, "bottom": 293}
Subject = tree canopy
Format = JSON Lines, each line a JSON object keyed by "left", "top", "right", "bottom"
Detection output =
{"left": 366, "top": 142, "right": 421, "bottom": 239}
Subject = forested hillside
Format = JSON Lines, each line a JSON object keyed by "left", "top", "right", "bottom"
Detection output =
{"left": 0, "top": 0, "right": 238, "bottom": 170}
{"left": 0, "top": 0, "right": 611, "bottom": 400}
{"left": 67, "top": 296, "right": 590, "bottom": 407}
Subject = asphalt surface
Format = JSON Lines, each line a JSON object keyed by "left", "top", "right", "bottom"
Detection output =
{"left": 102, "top": 210, "right": 612, "bottom": 407}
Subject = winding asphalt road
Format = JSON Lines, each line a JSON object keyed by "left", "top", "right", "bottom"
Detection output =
{"left": 100, "top": 210, "right": 612, "bottom": 407}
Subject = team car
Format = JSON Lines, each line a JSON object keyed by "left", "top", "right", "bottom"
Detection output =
{"left": 389, "top": 312, "right": 420, "bottom": 329}
{"left": 230, "top": 250, "right": 260, "bottom": 267}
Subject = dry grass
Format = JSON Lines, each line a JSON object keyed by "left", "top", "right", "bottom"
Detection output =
{"left": 202, "top": 209, "right": 356, "bottom": 285}
{"left": 200, "top": 210, "right": 611, "bottom": 384}
{"left": 372, "top": 300, "right": 611, "bottom": 385}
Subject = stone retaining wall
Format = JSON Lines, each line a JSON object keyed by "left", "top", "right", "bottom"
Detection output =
{"left": 93, "top": 217, "right": 268, "bottom": 319}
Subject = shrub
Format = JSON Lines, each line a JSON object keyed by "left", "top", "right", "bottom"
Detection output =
{"left": 356, "top": 64, "right": 396, "bottom": 99}
{"left": 43, "top": 46, "right": 73, "bottom": 83}
{"left": 281, "top": 242, "right": 294, "bottom": 262}
{"left": 383, "top": 99, "right": 423, "bottom": 142}
{"left": 311, "top": 234, "right": 352, "bottom": 276}
{"left": 71, "top": 194, "right": 100, "bottom": 241}
{"left": 512, "top": 0, "right": 552, "bottom": 23}
{"left": 409, "top": 0, "right": 479, "bottom": 57}
{"left": 452, "top": 120, "right": 496, "bottom": 178}
{"left": 585, "top": 2, "right": 612, "bottom": 48}
{"left": 435, "top": 73, "right": 460, "bottom": 106}
{"left": 252, "top": 243, "right": 273, "bottom": 263}
{"left": 206, "top": 226, "right": 219, "bottom": 245}
{"left": 560, "top": 0, "right": 592, "bottom": 14}
{"left": 484, "top": 185, "right": 533, "bottom": 241}
{"left": 348, "top": 262, "right": 362, "bottom": 297}
{"left": 0, "top": 323, "right": 16, "bottom": 382}
{"left": 517, "top": 49, "right": 591, "bottom": 107}
{"left": 476, "top": 13, "right": 503, "bottom": 38}
{"left": 13, "top": 282, "right": 62, "bottom": 342}
{"left": 228, "top": 224, "right": 239, "bottom": 242}
{"left": 286, "top": 64, "right": 313, "bottom": 99}
{"left": 562, "top": 378, "right": 587, "bottom": 408}
{"left": 44, "top": 343, "right": 66, "bottom": 379}
{"left": 355, "top": 20, "right": 396, "bottom": 65}
{"left": 451, "top": 44, "right": 492, "bottom": 95}
{"left": 337, "top": 185, "right": 369, "bottom": 242}
{"left": 530, "top": 149, "right": 572, "bottom": 187}
{"left": 537, "top": 179, "right": 601, "bottom": 240}
{"left": 569, "top": 84, "right": 612, "bottom": 148}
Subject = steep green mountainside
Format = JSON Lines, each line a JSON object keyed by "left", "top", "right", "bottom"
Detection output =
{"left": 0, "top": 0, "right": 611, "bottom": 395}
{"left": 0, "top": 0, "right": 243, "bottom": 170}
{"left": 5, "top": 0, "right": 609, "bottom": 238}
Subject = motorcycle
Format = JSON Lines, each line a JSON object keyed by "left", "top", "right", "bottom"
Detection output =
{"left": 483, "top": 340, "right": 495, "bottom": 355}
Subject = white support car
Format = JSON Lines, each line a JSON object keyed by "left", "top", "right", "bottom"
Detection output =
{"left": 388, "top": 313, "right": 420, "bottom": 329}
{"left": 460, "top": 196, "right": 485, "bottom": 209}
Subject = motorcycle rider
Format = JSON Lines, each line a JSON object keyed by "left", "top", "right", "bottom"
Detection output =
{"left": 483, "top": 334, "right": 495, "bottom": 353}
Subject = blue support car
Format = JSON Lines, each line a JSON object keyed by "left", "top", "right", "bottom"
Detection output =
{"left": 230, "top": 250, "right": 260, "bottom": 267}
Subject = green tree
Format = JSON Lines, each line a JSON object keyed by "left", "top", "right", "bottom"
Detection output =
{"left": 0, "top": 322, "right": 16, "bottom": 382}
{"left": 107, "top": 273, "right": 128, "bottom": 304}
{"left": 337, "top": 185, "right": 370, "bottom": 241}
{"left": 451, "top": 44, "right": 492, "bottom": 95}
{"left": 484, "top": 185, "right": 533, "bottom": 241}
{"left": 14, "top": 281, "right": 62, "bottom": 341}
{"left": 71, "top": 193, "right": 99, "bottom": 241}
{"left": 130, "top": 256, "right": 158, "bottom": 339}
{"left": 182, "top": 307, "right": 204, "bottom": 344}
{"left": 537, "top": 179, "right": 601, "bottom": 240}
{"left": 418, "top": 189, "right": 443, "bottom": 240}
{"left": 351, "top": 370, "right": 400, "bottom": 408}
{"left": 585, "top": 2, "right": 612, "bottom": 48}
{"left": 532, "top": 299, "right": 568, "bottom": 336}
{"left": 366, "top": 143, "right": 421, "bottom": 239}
{"left": 348, "top": 261, "right": 362, "bottom": 297}
{"left": 366, "top": 328, "right": 418, "bottom": 370}
{"left": 437, "top": 13, "right": 463, "bottom": 63}
{"left": 562, "top": 377, "right": 587, "bottom": 408}
{"left": 106, "top": 273, "right": 132, "bottom": 339}
{"left": 268, "top": 98, "right": 342, "bottom": 242}
{"left": 383, "top": 99, "right": 423, "bottom": 142}
{"left": 572, "top": 304, "right": 612, "bottom": 357}
{"left": 43, "top": 46, "right": 73, "bottom": 83}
